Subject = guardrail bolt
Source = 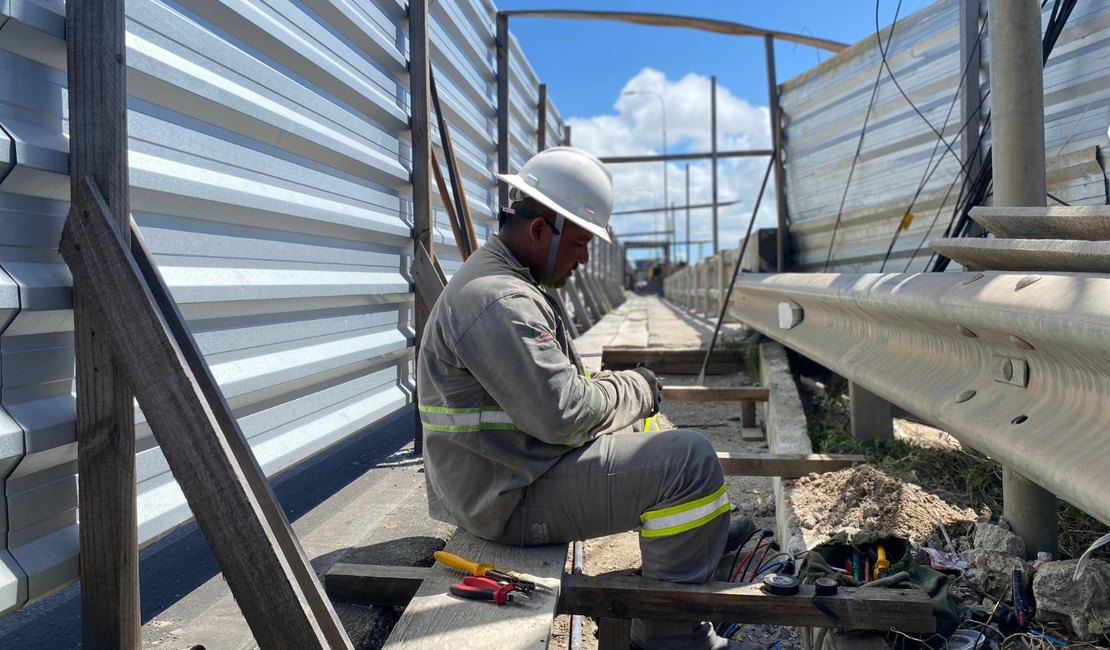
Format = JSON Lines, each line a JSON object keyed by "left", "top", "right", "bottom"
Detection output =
{"left": 1015, "top": 276, "right": 1041, "bottom": 291}
{"left": 777, "top": 301, "right": 803, "bottom": 330}
{"left": 1009, "top": 334, "right": 1035, "bottom": 350}
{"left": 956, "top": 390, "right": 976, "bottom": 403}
{"left": 957, "top": 325, "right": 978, "bottom": 338}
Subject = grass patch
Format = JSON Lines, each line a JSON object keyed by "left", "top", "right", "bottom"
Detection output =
{"left": 808, "top": 397, "right": 1106, "bottom": 559}
{"left": 720, "top": 334, "right": 762, "bottom": 376}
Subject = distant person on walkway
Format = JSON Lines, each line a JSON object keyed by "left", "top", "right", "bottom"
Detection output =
{"left": 418, "top": 147, "right": 761, "bottom": 650}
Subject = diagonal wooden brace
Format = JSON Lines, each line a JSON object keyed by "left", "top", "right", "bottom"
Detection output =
{"left": 59, "top": 177, "right": 352, "bottom": 649}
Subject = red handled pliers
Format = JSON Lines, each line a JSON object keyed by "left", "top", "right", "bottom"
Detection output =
{"left": 449, "top": 576, "right": 530, "bottom": 605}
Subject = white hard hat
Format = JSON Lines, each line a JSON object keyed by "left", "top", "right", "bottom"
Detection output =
{"left": 498, "top": 147, "right": 613, "bottom": 242}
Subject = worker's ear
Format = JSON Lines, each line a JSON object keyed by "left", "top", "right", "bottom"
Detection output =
{"left": 527, "top": 216, "right": 547, "bottom": 243}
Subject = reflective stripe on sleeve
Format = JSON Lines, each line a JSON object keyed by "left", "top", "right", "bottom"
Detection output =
{"left": 639, "top": 483, "right": 731, "bottom": 538}
{"left": 419, "top": 404, "right": 516, "bottom": 432}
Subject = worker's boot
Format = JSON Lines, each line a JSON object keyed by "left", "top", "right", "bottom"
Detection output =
{"left": 724, "top": 514, "right": 755, "bottom": 554}
{"left": 631, "top": 621, "right": 769, "bottom": 650}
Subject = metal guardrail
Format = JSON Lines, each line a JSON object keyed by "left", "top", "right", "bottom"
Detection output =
{"left": 675, "top": 269, "right": 1110, "bottom": 527}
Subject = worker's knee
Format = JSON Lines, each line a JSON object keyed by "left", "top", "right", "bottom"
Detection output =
{"left": 655, "top": 428, "right": 723, "bottom": 486}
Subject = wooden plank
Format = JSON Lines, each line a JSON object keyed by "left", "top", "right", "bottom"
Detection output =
{"left": 66, "top": 2, "right": 139, "bottom": 646}
{"left": 557, "top": 574, "right": 935, "bottom": 633}
{"left": 565, "top": 276, "right": 593, "bottom": 330}
{"left": 496, "top": 14, "right": 510, "bottom": 209}
{"left": 325, "top": 564, "right": 430, "bottom": 607}
{"left": 429, "top": 68, "right": 477, "bottom": 254}
{"left": 716, "top": 452, "right": 866, "bottom": 477}
{"left": 662, "top": 386, "right": 769, "bottom": 402}
{"left": 596, "top": 618, "right": 632, "bottom": 650}
{"left": 383, "top": 532, "right": 567, "bottom": 649}
{"left": 431, "top": 148, "right": 469, "bottom": 260}
{"left": 739, "top": 426, "right": 765, "bottom": 442}
{"left": 410, "top": 0, "right": 431, "bottom": 456}
{"left": 602, "top": 347, "right": 741, "bottom": 375}
{"left": 60, "top": 178, "right": 350, "bottom": 649}
{"left": 412, "top": 241, "right": 446, "bottom": 308}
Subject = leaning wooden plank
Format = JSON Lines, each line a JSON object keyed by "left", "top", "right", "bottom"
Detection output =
{"left": 602, "top": 347, "right": 742, "bottom": 375}
{"left": 717, "top": 453, "right": 866, "bottom": 477}
{"left": 59, "top": 178, "right": 351, "bottom": 649}
{"left": 325, "top": 564, "right": 430, "bottom": 607}
{"left": 558, "top": 574, "right": 935, "bottom": 633}
{"left": 128, "top": 210, "right": 352, "bottom": 648}
{"left": 382, "top": 532, "right": 567, "bottom": 649}
{"left": 662, "top": 386, "right": 770, "bottom": 402}
{"left": 412, "top": 241, "right": 447, "bottom": 308}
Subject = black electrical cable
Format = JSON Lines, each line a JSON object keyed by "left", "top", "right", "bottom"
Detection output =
{"left": 822, "top": 0, "right": 904, "bottom": 272}
{"left": 878, "top": 13, "right": 988, "bottom": 272}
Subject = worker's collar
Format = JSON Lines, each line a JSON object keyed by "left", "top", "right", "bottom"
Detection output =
{"left": 487, "top": 235, "right": 542, "bottom": 286}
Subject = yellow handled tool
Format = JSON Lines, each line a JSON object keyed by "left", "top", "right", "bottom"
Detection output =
{"left": 434, "top": 551, "right": 540, "bottom": 592}
{"left": 872, "top": 544, "right": 890, "bottom": 581}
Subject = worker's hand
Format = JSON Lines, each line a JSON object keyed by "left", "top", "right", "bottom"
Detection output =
{"left": 630, "top": 367, "right": 662, "bottom": 415}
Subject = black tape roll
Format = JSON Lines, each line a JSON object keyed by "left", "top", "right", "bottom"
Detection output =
{"left": 762, "top": 573, "right": 801, "bottom": 596}
{"left": 814, "top": 577, "right": 839, "bottom": 596}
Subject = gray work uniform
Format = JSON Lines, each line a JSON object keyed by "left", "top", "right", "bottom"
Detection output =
{"left": 417, "top": 236, "right": 732, "bottom": 650}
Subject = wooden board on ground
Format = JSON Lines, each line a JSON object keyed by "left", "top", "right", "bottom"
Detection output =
{"left": 717, "top": 452, "right": 865, "bottom": 477}
{"left": 382, "top": 532, "right": 568, "bottom": 649}
{"left": 325, "top": 564, "right": 430, "bottom": 607}
{"left": 740, "top": 426, "right": 765, "bottom": 442}
{"left": 558, "top": 573, "right": 935, "bottom": 633}
{"left": 601, "top": 347, "right": 742, "bottom": 375}
{"left": 662, "top": 386, "right": 769, "bottom": 402}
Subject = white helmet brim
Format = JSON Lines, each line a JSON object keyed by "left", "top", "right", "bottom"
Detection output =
{"left": 498, "top": 172, "right": 612, "bottom": 242}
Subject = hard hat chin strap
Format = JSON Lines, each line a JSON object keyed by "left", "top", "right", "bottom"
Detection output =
{"left": 542, "top": 214, "right": 565, "bottom": 287}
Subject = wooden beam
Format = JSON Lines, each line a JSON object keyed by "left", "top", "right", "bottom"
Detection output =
{"left": 662, "top": 386, "right": 769, "bottom": 402}
{"left": 412, "top": 241, "right": 447, "bottom": 308}
{"left": 325, "top": 564, "right": 430, "bottom": 607}
{"left": 558, "top": 574, "right": 935, "bottom": 633}
{"left": 717, "top": 452, "right": 866, "bottom": 477}
{"left": 382, "top": 532, "right": 567, "bottom": 649}
{"left": 496, "top": 14, "right": 510, "bottom": 209}
{"left": 60, "top": 178, "right": 351, "bottom": 649}
{"left": 602, "top": 347, "right": 741, "bottom": 375}
{"left": 429, "top": 69, "right": 477, "bottom": 255}
{"left": 66, "top": 2, "right": 139, "bottom": 646}
{"left": 410, "top": 0, "right": 431, "bottom": 455}
{"left": 431, "top": 148, "right": 469, "bottom": 260}
{"left": 537, "top": 83, "right": 547, "bottom": 151}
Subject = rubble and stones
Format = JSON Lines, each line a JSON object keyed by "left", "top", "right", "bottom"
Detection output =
{"left": 973, "top": 522, "right": 1026, "bottom": 558}
{"left": 1033, "top": 558, "right": 1110, "bottom": 641}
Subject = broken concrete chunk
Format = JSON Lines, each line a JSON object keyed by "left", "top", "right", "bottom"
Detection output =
{"left": 1033, "top": 558, "right": 1110, "bottom": 641}
{"left": 963, "top": 549, "right": 1034, "bottom": 600}
{"left": 973, "top": 522, "right": 1026, "bottom": 558}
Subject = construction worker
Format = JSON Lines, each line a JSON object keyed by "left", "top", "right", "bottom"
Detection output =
{"left": 418, "top": 147, "right": 761, "bottom": 650}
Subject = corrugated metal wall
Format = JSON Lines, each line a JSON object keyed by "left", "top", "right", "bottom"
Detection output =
{"left": 0, "top": 0, "right": 564, "bottom": 615}
{"left": 780, "top": 0, "right": 1110, "bottom": 272}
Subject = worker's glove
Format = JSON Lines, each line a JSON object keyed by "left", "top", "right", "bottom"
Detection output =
{"left": 630, "top": 367, "right": 662, "bottom": 416}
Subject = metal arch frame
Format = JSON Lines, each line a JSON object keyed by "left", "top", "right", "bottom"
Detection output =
{"left": 494, "top": 10, "right": 848, "bottom": 271}
{"left": 496, "top": 10, "right": 849, "bottom": 52}
{"left": 724, "top": 270, "right": 1110, "bottom": 526}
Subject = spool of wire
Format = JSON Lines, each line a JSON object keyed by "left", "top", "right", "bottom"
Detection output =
{"left": 814, "top": 577, "right": 838, "bottom": 596}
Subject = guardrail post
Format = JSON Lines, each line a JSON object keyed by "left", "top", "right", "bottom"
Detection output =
{"left": 848, "top": 382, "right": 893, "bottom": 442}
{"left": 988, "top": 0, "right": 1057, "bottom": 559}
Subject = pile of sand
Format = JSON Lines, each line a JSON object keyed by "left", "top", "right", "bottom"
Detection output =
{"left": 790, "top": 465, "right": 976, "bottom": 544}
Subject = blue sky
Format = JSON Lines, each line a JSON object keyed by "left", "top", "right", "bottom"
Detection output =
{"left": 496, "top": 1, "right": 935, "bottom": 261}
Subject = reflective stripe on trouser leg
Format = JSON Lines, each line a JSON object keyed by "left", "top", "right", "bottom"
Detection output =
{"left": 640, "top": 483, "right": 730, "bottom": 538}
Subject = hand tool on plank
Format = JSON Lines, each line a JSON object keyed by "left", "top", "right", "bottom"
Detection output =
{"left": 434, "top": 550, "right": 543, "bottom": 592}
{"left": 449, "top": 576, "right": 530, "bottom": 605}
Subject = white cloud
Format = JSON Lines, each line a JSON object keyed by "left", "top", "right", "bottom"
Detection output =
{"left": 566, "top": 68, "right": 777, "bottom": 263}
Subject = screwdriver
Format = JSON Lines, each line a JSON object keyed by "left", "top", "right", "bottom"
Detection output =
{"left": 434, "top": 551, "right": 542, "bottom": 592}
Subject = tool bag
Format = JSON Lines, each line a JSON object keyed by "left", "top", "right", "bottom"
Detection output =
{"left": 796, "top": 530, "right": 960, "bottom": 636}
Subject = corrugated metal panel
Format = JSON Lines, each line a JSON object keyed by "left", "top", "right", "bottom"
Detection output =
{"left": 779, "top": 0, "right": 1110, "bottom": 273}
{"left": 0, "top": 0, "right": 563, "bottom": 615}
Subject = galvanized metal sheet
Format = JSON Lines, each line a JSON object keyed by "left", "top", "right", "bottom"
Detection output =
{"left": 969, "top": 206, "right": 1110, "bottom": 240}
{"left": 0, "top": 0, "right": 565, "bottom": 616}
{"left": 779, "top": 0, "right": 1110, "bottom": 273}
{"left": 929, "top": 238, "right": 1110, "bottom": 272}
{"left": 728, "top": 271, "right": 1110, "bottom": 526}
